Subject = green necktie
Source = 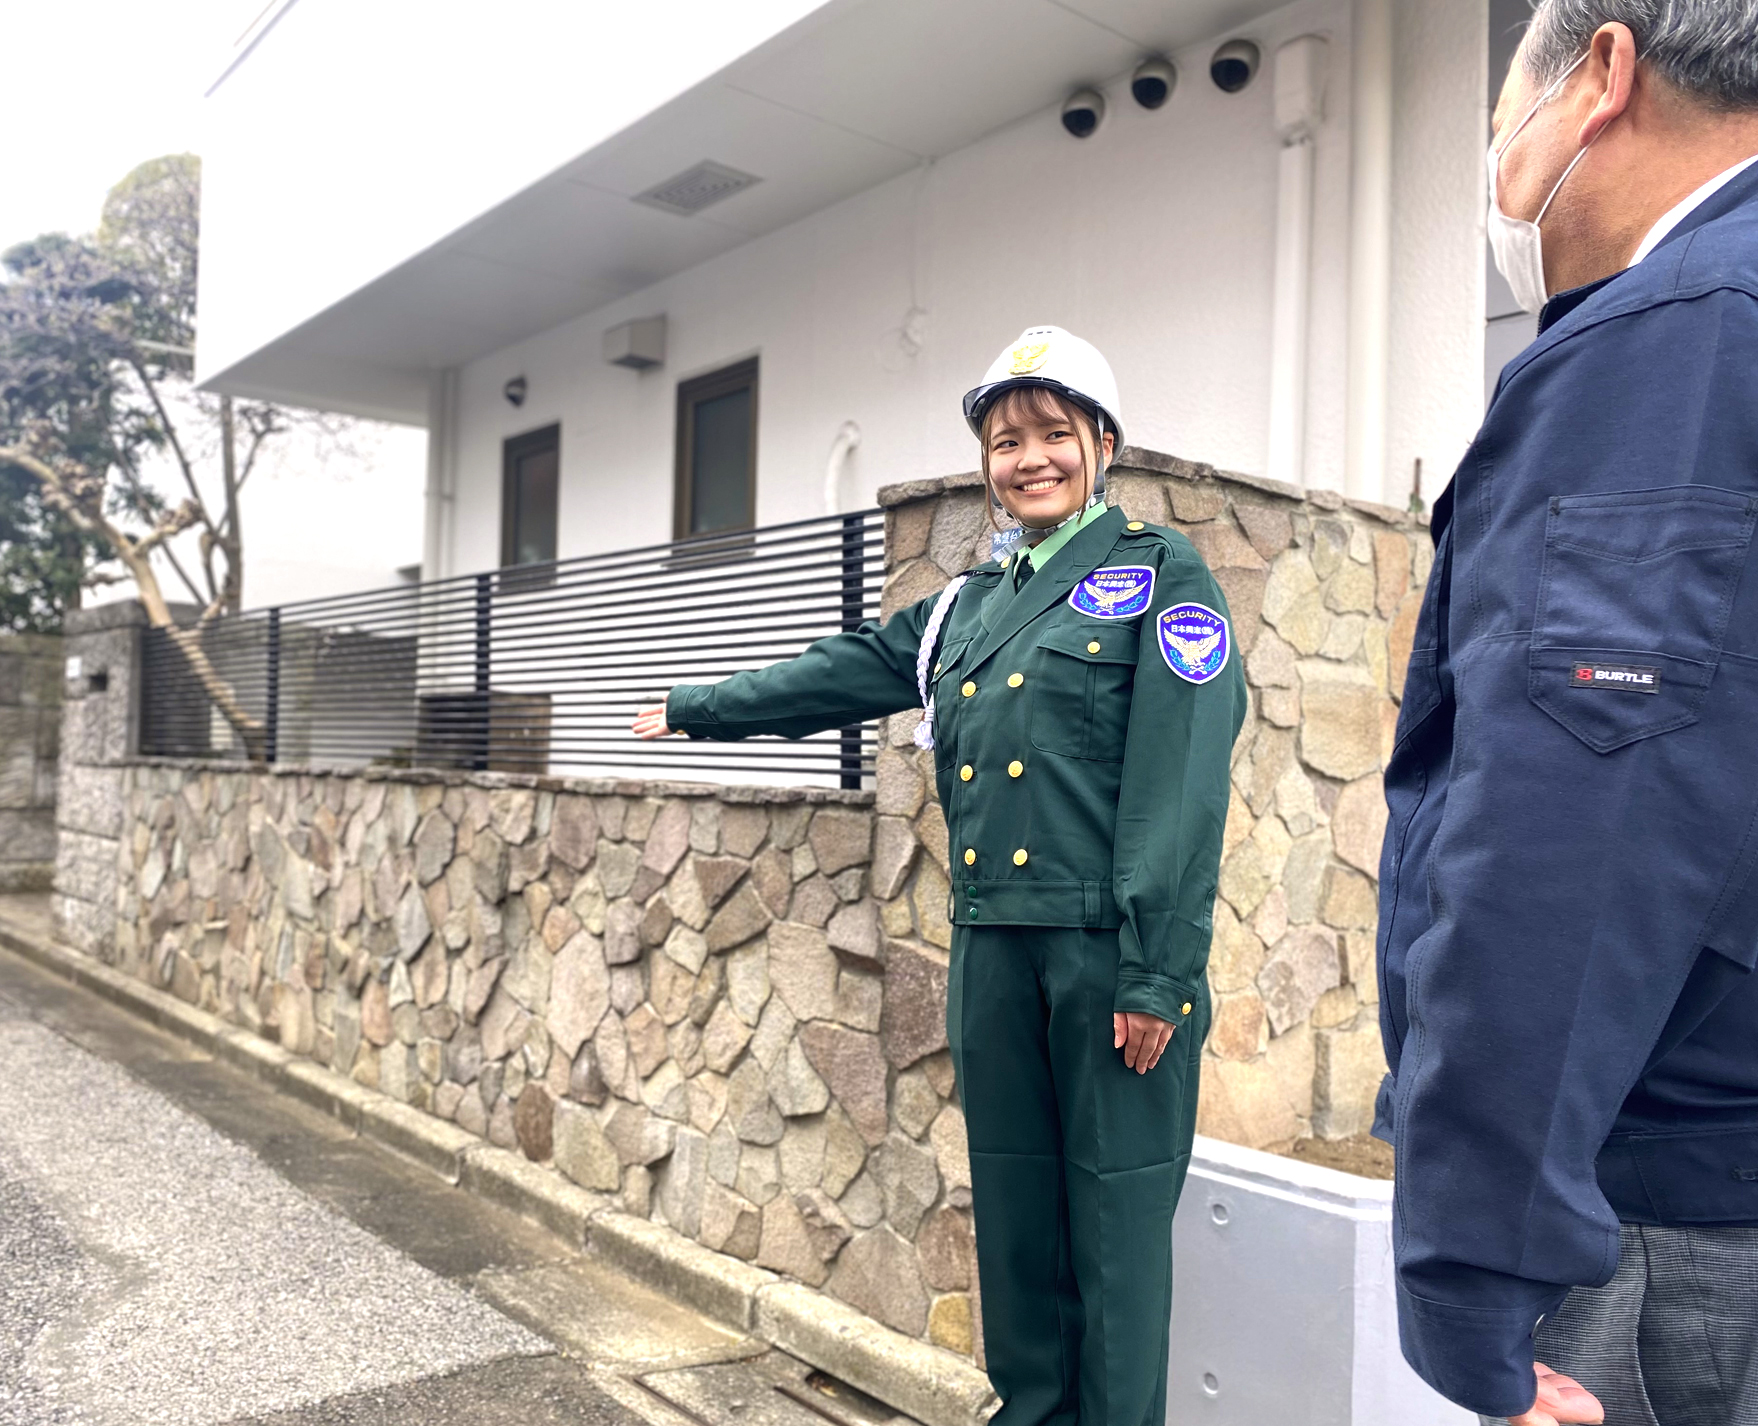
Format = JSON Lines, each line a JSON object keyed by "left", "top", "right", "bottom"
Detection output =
{"left": 1013, "top": 551, "right": 1036, "bottom": 591}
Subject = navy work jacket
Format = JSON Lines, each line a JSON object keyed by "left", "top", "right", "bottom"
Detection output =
{"left": 1376, "top": 165, "right": 1758, "bottom": 1418}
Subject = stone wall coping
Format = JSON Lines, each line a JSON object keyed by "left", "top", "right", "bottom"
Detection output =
{"left": 877, "top": 446, "right": 1429, "bottom": 530}
{"left": 0, "top": 633, "right": 64, "bottom": 657}
{"left": 63, "top": 600, "right": 149, "bottom": 636}
{"left": 124, "top": 754, "right": 876, "bottom": 807}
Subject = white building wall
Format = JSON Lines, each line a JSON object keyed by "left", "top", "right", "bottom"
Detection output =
{"left": 439, "top": 0, "right": 1397, "bottom": 577}
{"left": 1388, "top": 0, "right": 1490, "bottom": 514}
{"left": 436, "top": 0, "right": 1485, "bottom": 577}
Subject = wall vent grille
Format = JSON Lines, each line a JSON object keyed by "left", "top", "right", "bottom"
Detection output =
{"left": 633, "top": 161, "right": 762, "bottom": 216}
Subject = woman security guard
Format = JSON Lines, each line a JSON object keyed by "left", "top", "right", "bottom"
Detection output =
{"left": 634, "top": 327, "right": 1245, "bottom": 1426}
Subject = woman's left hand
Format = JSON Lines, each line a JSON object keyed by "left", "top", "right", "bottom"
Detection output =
{"left": 1114, "top": 1013, "right": 1175, "bottom": 1073}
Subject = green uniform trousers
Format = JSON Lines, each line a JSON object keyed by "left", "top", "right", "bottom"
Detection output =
{"left": 948, "top": 923, "right": 1206, "bottom": 1426}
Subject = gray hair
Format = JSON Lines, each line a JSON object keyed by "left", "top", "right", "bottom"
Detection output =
{"left": 1524, "top": 0, "right": 1758, "bottom": 110}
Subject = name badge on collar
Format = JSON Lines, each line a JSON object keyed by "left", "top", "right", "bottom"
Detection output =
{"left": 1068, "top": 566, "right": 1155, "bottom": 620}
{"left": 1158, "top": 603, "right": 1231, "bottom": 684}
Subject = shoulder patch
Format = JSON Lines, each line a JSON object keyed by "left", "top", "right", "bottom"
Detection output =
{"left": 1157, "top": 602, "right": 1231, "bottom": 685}
{"left": 1068, "top": 565, "right": 1155, "bottom": 619}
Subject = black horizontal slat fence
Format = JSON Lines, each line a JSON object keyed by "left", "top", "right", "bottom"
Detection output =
{"left": 138, "top": 511, "right": 885, "bottom": 789}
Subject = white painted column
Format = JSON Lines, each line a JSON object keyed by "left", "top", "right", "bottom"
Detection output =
{"left": 1346, "top": 0, "right": 1394, "bottom": 504}
{"left": 1267, "top": 36, "right": 1328, "bottom": 488}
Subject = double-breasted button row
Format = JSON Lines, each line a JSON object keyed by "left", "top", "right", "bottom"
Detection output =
{"left": 964, "top": 761, "right": 1027, "bottom": 780}
{"left": 961, "top": 848, "right": 1030, "bottom": 865}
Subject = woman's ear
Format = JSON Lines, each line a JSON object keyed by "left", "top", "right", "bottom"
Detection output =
{"left": 1101, "top": 431, "right": 1116, "bottom": 464}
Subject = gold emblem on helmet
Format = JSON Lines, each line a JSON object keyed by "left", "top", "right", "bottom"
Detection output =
{"left": 1008, "top": 341, "right": 1051, "bottom": 375}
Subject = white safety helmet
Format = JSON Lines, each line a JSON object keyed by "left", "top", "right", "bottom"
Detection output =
{"left": 962, "top": 325, "right": 1125, "bottom": 464}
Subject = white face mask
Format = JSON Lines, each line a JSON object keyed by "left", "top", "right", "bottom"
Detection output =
{"left": 1487, "top": 51, "right": 1595, "bottom": 314}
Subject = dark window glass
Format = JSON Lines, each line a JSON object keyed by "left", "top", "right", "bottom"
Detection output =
{"left": 501, "top": 425, "right": 559, "bottom": 569}
{"left": 675, "top": 360, "right": 757, "bottom": 538}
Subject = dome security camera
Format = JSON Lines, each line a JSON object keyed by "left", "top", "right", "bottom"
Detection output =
{"left": 1060, "top": 88, "right": 1106, "bottom": 138}
{"left": 1210, "top": 39, "right": 1261, "bottom": 93}
{"left": 1131, "top": 58, "right": 1177, "bottom": 110}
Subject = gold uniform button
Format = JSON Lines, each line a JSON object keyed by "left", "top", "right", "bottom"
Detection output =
{"left": 964, "top": 848, "right": 977, "bottom": 866}
{"left": 934, "top": 662, "right": 942, "bottom": 675}
{"left": 960, "top": 765, "right": 973, "bottom": 782}
{"left": 1127, "top": 521, "right": 1145, "bottom": 531}
{"left": 1181, "top": 1002, "right": 1193, "bottom": 1016}
{"left": 1000, "top": 556, "right": 1011, "bottom": 569}
{"left": 1007, "top": 672, "right": 1024, "bottom": 688}
{"left": 962, "top": 681, "right": 977, "bottom": 698}
{"left": 1013, "top": 849, "right": 1029, "bottom": 866}
{"left": 1087, "top": 640, "right": 1101, "bottom": 654}
{"left": 1008, "top": 760, "right": 1024, "bottom": 778}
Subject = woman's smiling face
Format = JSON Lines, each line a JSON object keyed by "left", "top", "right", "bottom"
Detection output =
{"left": 984, "top": 388, "right": 1114, "bottom": 529}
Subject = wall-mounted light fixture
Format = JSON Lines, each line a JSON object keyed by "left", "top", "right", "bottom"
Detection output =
{"left": 504, "top": 375, "right": 528, "bottom": 407}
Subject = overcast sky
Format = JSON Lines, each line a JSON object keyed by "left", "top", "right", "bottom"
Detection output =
{"left": 4, "top": 0, "right": 427, "bottom": 609}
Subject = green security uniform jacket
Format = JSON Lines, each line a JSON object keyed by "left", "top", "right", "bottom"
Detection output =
{"left": 667, "top": 504, "right": 1248, "bottom": 1025}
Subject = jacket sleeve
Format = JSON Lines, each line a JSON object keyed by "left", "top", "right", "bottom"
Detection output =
{"left": 1111, "top": 546, "right": 1249, "bottom": 1021}
{"left": 667, "top": 596, "right": 934, "bottom": 741}
{"left": 1387, "top": 288, "right": 1758, "bottom": 1417}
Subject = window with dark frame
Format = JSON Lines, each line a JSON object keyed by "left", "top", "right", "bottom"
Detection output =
{"left": 501, "top": 424, "right": 560, "bottom": 573}
{"left": 675, "top": 359, "right": 757, "bottom": 540}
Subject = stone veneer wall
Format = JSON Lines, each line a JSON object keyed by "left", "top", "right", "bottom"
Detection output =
{"left": 86, "top": 762, "right": 983, "bottom": 1359}
{"left": 51, "top": 450, "right": 1428, "bottom": 1365}
{"left": 0, "top": 633, "right": 61, "bottom": 892}
{"left": 871, "top": 451, "right": 1429, "bottom": 1147}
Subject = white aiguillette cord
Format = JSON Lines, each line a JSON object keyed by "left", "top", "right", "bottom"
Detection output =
{"left": 913, "top": 575, "right": 969, "bottom": 751}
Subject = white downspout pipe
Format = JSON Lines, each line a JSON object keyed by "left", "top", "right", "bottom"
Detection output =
{"left": 1267, "top": 36, "right": 1329, "bottom": 487}
{"left": 825, "top": 421, "right": 862, "bottom": 514}
{"left": 422, "top": 368, "right": 459, "bottom": 581}
{"left": 1346, "top": 0, "right": 1393, "bottom": 503}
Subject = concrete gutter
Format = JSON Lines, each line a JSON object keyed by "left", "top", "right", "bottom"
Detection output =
{"left": 0, "top": 914, "right": 997, "bottom": 1426}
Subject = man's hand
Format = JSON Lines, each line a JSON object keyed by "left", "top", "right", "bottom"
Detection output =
{"left": 1508, "top": 1363, "right": 1604, "bottom": 1426}
{"left": 632, "top": 703, "right": 676, "bottom": 740}
{"left": 1113, "top": 1012, "right": 1174, "bottom": 1073}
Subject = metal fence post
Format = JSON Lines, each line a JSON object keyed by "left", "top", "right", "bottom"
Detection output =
{"left": 838, "top": 511, "right": 866, "bottom": 791}
{"left": 265, "top": 607, "right": 281, "bottom": 764}
{"left": 473, "top": 572, "right": 492, "bottom": 770}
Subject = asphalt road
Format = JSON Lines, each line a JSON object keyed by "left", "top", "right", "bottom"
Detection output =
{"left": 0, "top": 926, "right": 914, "bottom": 1426}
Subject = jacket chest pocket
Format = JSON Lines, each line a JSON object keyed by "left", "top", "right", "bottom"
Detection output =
{"left": 1030, "top": 623, "right": 1139, "bottom": 761}
{"left": 928, "top": 638, "right": 974, "bottom": 769}
{"left": 1529, "top": 485, "right": 1756, "bottom": 752}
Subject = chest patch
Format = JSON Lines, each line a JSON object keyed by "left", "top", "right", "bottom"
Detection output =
{"left": 1158, "top": 603, "right": 1231, "bottom": 685}
{"left": 1068, "top": 566, "right": 1155, "bottom": 620}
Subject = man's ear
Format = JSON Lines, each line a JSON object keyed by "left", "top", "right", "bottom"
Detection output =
{"left": 1579, "top": 22, "right": 1638, "bottom": 147}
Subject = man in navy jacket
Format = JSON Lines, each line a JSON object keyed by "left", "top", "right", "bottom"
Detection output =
{"left": 1378, "top": 5, "right": 1758, "bottom": 1423}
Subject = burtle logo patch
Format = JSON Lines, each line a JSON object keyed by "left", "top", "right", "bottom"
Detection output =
{"left": 1069, "top": 566, "right": 1154, "bottom": 620}
{"left": 1158, "top": 603, "right": 1230, "bottom": 685}
{"left": 1571, "top": 662, "right": 1660, "bottom": 694}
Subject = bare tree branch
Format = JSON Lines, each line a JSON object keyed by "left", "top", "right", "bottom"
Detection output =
{"left": 158, "top": 536, "right": 208, "bottom": 607}
{"left": 125, "top": 355, "right": 218, "bottom": 541}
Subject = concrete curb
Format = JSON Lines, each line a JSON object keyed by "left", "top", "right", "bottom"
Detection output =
{"left": 756, "top": 1283, "right": 999, "bottom": 1426}
{"left": 586, "top": 1210, "right": 778, "bottom": 1332}
{"left": 0, "top": 913, "right": 998, "bottom": 1426}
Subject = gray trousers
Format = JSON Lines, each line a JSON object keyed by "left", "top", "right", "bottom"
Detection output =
{"left": 1478, "top": 1223, "right": 1758, "bottom": 1426}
